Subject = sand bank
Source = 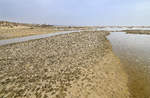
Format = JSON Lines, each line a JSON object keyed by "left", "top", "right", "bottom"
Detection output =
{"left": 0, "top": 31, "right": 130, "bottom": 98}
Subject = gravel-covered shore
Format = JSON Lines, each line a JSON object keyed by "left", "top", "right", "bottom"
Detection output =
{"left": 0, "top": 31, "right": 130, "bottom": 98}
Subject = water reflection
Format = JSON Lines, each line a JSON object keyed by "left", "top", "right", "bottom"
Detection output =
{"left": 107, "top": 32, "right": 150, "bottom": 66}
{"left": 107, "top": 32, "right": 150, "bottom": 98}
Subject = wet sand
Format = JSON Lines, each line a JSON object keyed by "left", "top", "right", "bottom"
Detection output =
{"left": 107, "top": 31, "right": 150, "bottom": 98}
{"left": 122, "top": 60, "right": 150, "bottom": 98}
{"left": 124, "top": 30, "right": 150, "bottom": 34}
{"left": 0, "top": 31, "right": 130, "bottom": 98}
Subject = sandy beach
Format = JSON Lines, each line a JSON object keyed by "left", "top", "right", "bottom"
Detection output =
{"left": 0, "top": 31, "right": 130, "bottom": 98}
{"left": 1, "top": 0, "right": 150, "bottom": 97}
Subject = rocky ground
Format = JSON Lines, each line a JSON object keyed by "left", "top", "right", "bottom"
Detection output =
{"left": 0, "top": 31, "right": 130, "bottom": 98}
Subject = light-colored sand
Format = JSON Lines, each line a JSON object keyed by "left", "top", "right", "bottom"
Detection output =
{"left": 66, "top": 51, "right": 130, "bottom": 98}
{"left": 0, "top": 21, "right": 93, "bottom": 40}
{"left": 0, "top": 31, "right": 130, "bottom": 98}
{"left": 0, "top": 27, "right": 64, "bottom": 40}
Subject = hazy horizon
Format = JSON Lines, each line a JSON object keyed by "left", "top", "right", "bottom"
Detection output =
{"left": 0, "top": 0, "right": 150, "bottom": 26}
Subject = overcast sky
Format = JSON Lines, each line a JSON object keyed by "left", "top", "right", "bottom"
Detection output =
{"left": 0, "top": 0, "right": 150, "bottom": 26}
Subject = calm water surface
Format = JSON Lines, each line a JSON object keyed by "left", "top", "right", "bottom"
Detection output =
{"left": 107, "top": 32, "right": 150, "bottom": 97}
{"left": 107, "top": 32, "right": 150, "bottom": 66}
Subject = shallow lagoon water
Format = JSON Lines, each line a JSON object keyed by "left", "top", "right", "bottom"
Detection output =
{"left": 107, "top": 32, "right": 150, "bottom": 65}
{"left": 107, "top": 32, "right": 150, "bottom": 97}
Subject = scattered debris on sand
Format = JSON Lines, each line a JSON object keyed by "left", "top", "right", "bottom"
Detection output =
{"left": 0, "top": 31, "right": 130, "bottom": 98}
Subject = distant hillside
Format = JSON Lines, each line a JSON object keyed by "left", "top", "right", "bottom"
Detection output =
{"left": 0, "top": 21, "right": 54, "bottom": 28}
{"left": 0, "top": 21, "right": 33, "bottom": 27}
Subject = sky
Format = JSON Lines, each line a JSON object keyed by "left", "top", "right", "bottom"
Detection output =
{"left": 0, "top": 0, "right": 150, "bottom": 26}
